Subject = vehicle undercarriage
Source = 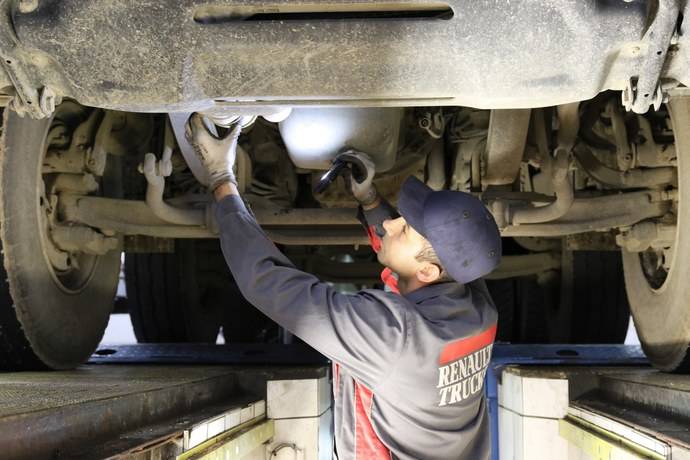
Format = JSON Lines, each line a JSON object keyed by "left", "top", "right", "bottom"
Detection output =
{"left": 0, "top": 0, "right": 687, "bottom": 372}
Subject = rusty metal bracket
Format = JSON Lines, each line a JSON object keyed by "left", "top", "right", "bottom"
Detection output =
{"left": 419, "top": 110, "right": 446, "bottom": 139}
{"left": 0, "top": 1, "right": 55, "bottom": 118}
{"left": 482, "top": 109, "right": 531, "bottom": 186}
{"left": 573, "top": 145, "right": 677, "bottom": 188}
{"left": 622, "top": 0, "right": 680, "bottom": 114}
{"left": 616, "top": 221, "right": 676, "bottom": 252}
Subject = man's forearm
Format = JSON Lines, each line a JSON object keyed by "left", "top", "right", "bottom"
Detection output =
{"left": 214, "top": 181, "right": 239, "bottom": 201}
{"left": 213, "top": 188, "right": 407, "bottom": 381}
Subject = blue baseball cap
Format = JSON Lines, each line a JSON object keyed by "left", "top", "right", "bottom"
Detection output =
{"left": 397, "top": 176, "right": 501, "bottom": 283}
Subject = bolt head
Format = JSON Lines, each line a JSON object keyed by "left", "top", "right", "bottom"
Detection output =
{"left": 18, "top": 0, "right": 38, "bottom": 14}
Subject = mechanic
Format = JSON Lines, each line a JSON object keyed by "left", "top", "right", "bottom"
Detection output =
{"left": 186, "top": 113, "right": 502, "bottom": 460}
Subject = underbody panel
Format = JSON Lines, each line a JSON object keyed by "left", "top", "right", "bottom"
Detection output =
{"left": 1, "top": 0, "right": 666, "bottom": 113}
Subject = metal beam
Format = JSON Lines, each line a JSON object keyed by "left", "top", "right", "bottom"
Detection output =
{"left": 61, "top": 189, "right": 670, "bottom": 244}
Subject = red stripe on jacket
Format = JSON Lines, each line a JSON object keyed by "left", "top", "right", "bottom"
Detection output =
{"left": 438, "top": 324, "right": 497, "bottom": 365}
{"left": 354, "top": 380, "right": 391, "bottom": 459}
{"left": 333, "top": 363, "right": 340, "bottom": 397}
{"left": 331, "top": 221, "right": 394, "bottom": 459}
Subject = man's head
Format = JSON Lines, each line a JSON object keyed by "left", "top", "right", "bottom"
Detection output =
{"left": 381, "top": 177, "right": 501, "bottom": 287}
{"left": 377, "top": 216, "right": 452, "bottom": 285}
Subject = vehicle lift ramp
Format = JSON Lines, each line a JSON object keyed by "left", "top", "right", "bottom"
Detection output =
{"left": 1, "top": 344, "right": 690, "bottom": 459}
{"left": 0, "top": 344, "right": 332, "bottom": 460}
{"left": 488, "top": 345, "right": 690, "bottom": 460}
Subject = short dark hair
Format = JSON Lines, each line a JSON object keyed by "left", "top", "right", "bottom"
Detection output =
{"left": 415, "top": 243, "right": 454, "bottom": 283}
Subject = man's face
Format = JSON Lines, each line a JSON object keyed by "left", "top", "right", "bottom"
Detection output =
{"left": 377, "top": 216, "right": 429, "bottom": 278}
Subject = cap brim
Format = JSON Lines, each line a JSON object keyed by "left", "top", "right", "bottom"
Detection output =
{"left": 397, "top": 176, "right": 433, "bottom": 238}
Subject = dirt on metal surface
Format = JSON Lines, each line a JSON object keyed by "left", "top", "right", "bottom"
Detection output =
{"left": 0, "top": 365, "right": 236, "bottom": 416}
{"left": 0, "top": 365, "right": 242, "bottom": 459}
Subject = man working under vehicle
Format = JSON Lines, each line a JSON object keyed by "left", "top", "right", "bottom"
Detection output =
{"left": 186, "top": 114, "right": 502, "bottom": 460}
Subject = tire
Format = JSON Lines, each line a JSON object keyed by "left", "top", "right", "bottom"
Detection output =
{"left": 125, "top": 240, "right": 276, "bottom": 343}
{"left": 515, "top": 275, "right": 552, "bottom": 343}
{"left": 489, "top": 251, "right": 629, "bottom": 344}
{"left": 621, "top": 92, "right": 690, "bottom": 372}
{"left": 568, "top": 251, "right": 630, "bottom": 343}
{"left": 543, "top": 251, "right": 629, "bottom": 344}
{"left": 0, "top": 106, "right": 121, "bottom": 370}
{"left": 485, "top": 279, "right": 516, "bottom": 342}
{"left": 125, "top": 240, "right": 224, "bottom": 342}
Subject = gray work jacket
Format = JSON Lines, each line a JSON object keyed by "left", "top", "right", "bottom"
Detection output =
{"left": 216, "top": 194, "right": 497, "bottom": 460}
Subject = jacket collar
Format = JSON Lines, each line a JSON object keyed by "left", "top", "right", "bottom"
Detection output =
{"left": 403, "top": 281, "right": 465, "bottom": 304}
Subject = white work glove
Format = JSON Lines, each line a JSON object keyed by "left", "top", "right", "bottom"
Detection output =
{"left": 335, "top": 150, "right": 378, "bottom": 206}
{"left": 185, "top": 113, "right": 242, "bottom": 191}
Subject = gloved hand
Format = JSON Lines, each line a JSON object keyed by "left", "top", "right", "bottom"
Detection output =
{"left": 335, "top": 150, "right": 378, "bottom": 206}
{"left": 185, "top": 113, "right": 242, "bottom": 191}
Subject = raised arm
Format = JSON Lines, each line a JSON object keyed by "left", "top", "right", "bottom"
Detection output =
{"left": 215, "top": 192, "right": 407, "bottom": 387}
{"left": 186, "top": 114, "right": 408, "bottom": 387}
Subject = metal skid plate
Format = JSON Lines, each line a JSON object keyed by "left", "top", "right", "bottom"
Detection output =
{"left": 7, "top": 0, "right": 658, "bottom": 112}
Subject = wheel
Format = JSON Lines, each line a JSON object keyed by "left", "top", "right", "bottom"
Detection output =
{"left": 125, "top": 240, "right": 276, "bottom": 343}
{"left": 125, "top": 240, "right": 224, "bottom": 342}
{"left": 489, "top": 251, "right": 629, "bottom": 344}
{"left": 0, "top": 105, "right": 121, "bottom": 370}
{"left": 621, "top": 91, "right": 690, "bottom": 372}
{"left": 485, "top": 279, "right": 515, "bottom": 342}
{"left": 541, "top": 251, "right": 629, "bottom": 344}
{"left": 489, "top": 274, "right": 554, "bottom": 343}
{"left": 515, "top": 275, "right": 552, "bottom": 343}
{"left": 568, "top": 251, "right": 629, "bottom": 343}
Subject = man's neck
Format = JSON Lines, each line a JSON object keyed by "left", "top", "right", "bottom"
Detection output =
{"left": 397, "top": 276, "right": 431, "bottom": 295}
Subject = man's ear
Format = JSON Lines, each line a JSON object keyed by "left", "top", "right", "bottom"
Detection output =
{"left": 416, "top": 262, "right": 441, "bottom": 284}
